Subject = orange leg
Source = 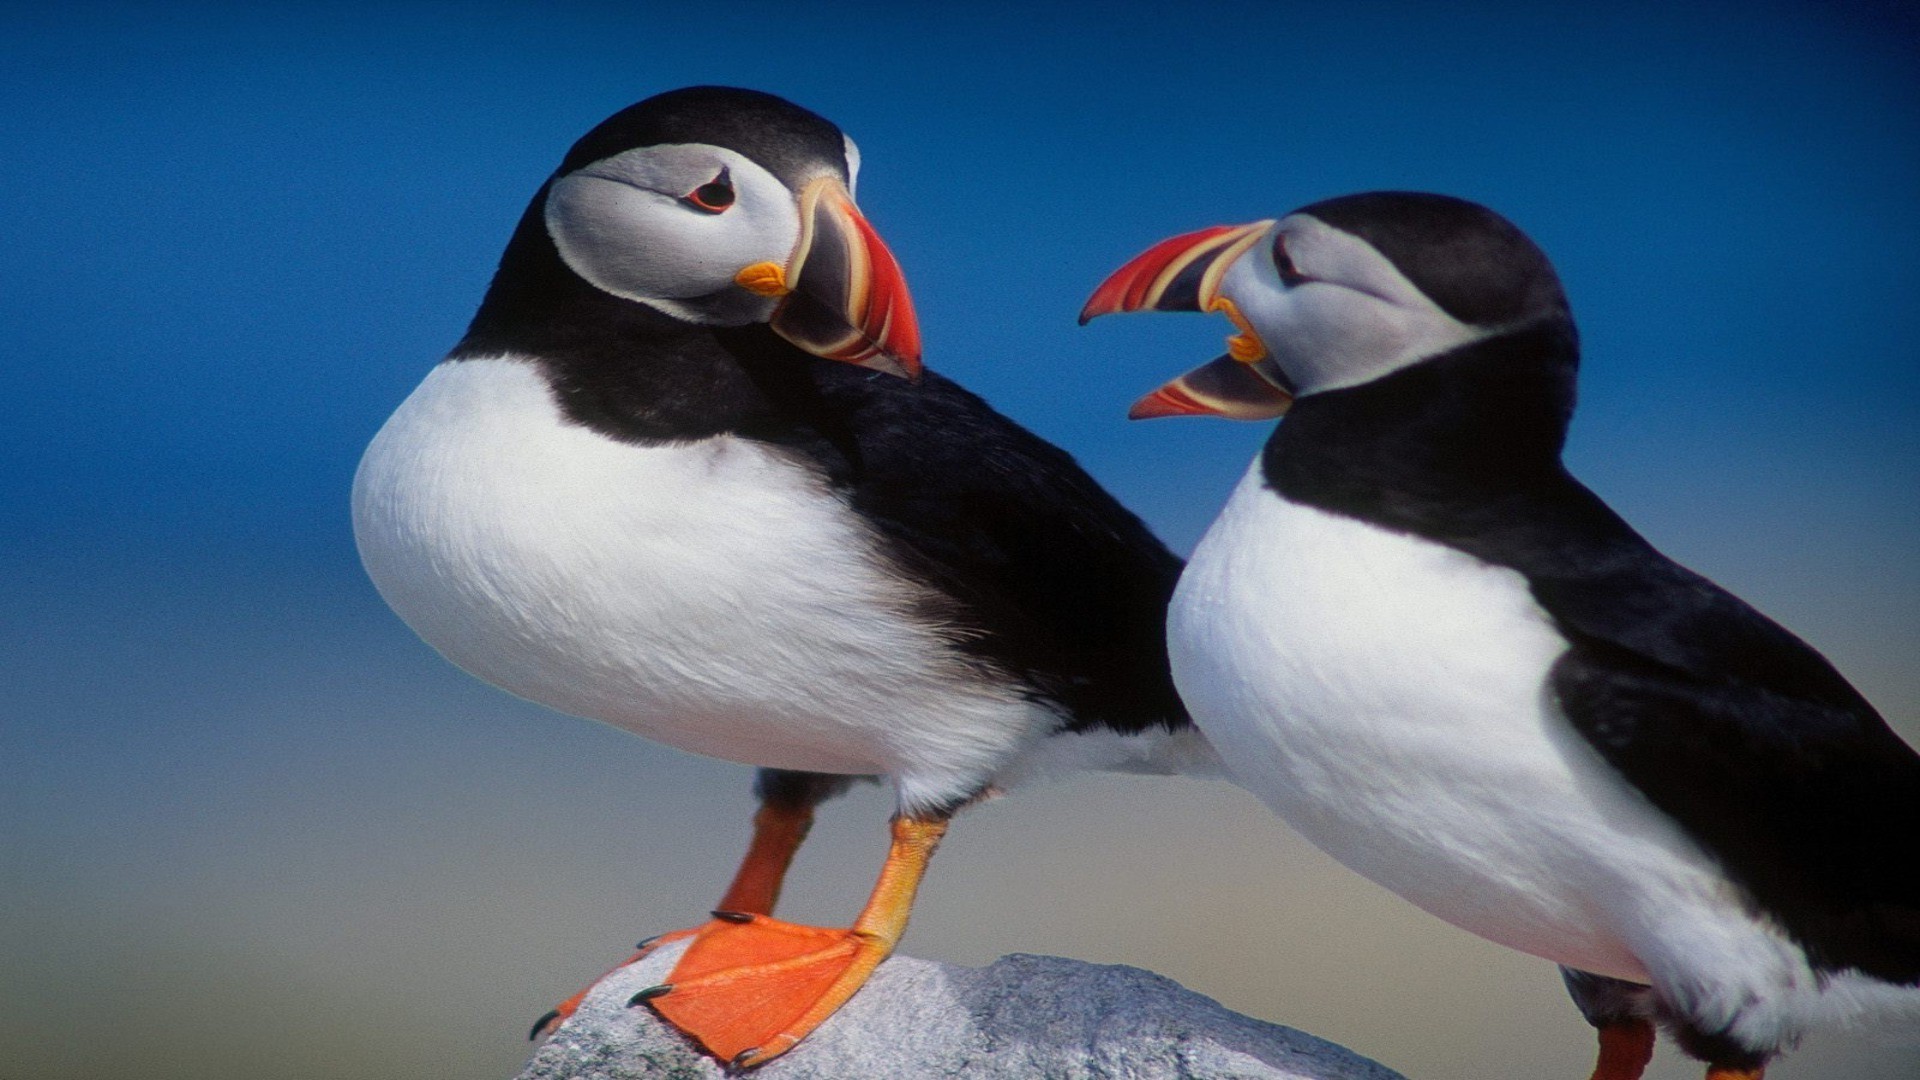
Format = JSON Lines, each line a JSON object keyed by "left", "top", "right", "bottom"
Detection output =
{"left": 1588, "top": 1019, "right": 1656, "bottom": 1080}
{"left": 641, "top": 813, "right": 949, "bottom": 1068}
{"left": 1704, "top": 1068, "right": 1764, "bottom": 1080}
{"left": 713, "top": 795, "right": 817, "bottom": 915}
{"left": 528, "top": 795, "right": 818, "bottom": 1040}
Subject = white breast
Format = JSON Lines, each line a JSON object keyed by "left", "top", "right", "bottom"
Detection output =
{"left": 1169, "top": 460, "right": 1809, "bottom": 997}
{"left": 351, "top": 356, "right": 1050, "bottom": 810}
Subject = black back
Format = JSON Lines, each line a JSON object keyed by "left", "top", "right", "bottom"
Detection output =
{"left": 1264, "top": 322, "right": 1920, "bottom": 982}
{"left": 732, "top": 332, "right": 1190, "bottom": 736}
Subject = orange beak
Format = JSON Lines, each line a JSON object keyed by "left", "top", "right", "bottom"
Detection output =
{"left": 1082, "top": 220, "right": 1293, "bottom": 421}
{"left": 767, "top": 177, "right": 922, "bottom": 380}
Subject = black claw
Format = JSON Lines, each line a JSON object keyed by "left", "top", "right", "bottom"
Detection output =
{"left": 711, "top": 909, "right": 754, "bottom": 923}
{"left": 528, "top": 1009, "right": 560, "bottom": 1041}
{"left": 628, "top": 983, "right": 673, "bottom": 1006}
{"left": 634, "top": 933, "right": 665, "bottom": 951}
{"left": 729, "top": 1047, "right": 762, "bottom": 1070}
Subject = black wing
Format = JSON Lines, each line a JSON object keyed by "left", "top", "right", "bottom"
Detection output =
{"left": 737, "top": 348, "right": 1188, "bottom": 736}
{"left": 1261, "top": 330, "right": 1919, "bottom": 982}
{"left": 1513, "top": 479, "right": 1920, "bottom": 983}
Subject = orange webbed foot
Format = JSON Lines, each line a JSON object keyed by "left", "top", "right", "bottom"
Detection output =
{"left": 638, "top": 911, "right": 893, "bottom": 1068}
{"left": 527, "top": 924, "right": 708, "bottom": 1041}
{"left": 529, "top": 786, "right": 830, "bottom": 1044}
{"left": 540, "top": 812, "right": 947, "bottom": 1067}
{"left": 633, "top": 815, "right": 948, "bottom": 1066}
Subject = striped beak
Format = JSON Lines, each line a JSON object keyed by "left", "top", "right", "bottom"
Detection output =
{"left": 1079, "top": 220, "right": 1273, "bottom": 322}
{"left": 1126, "top": 353, "right": 1295, "bottom": 420}
{"left": 1082, "top": 220, "right": 1293, "bottom": 421}
{"left": 761, "top": 176, "right": 922, "bottom": 380}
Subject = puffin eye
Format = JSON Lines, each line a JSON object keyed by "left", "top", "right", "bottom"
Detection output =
{"left": 1273, "top": 233, "right": 1310, "bottom": 287}
{"left": 684, "top": 168, "right": 735, "bottom": 213}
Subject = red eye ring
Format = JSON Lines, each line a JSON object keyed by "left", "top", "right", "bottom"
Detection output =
{"left": 684, "top": 167, "right": 735, "bottom": 213}
{"left": 1273, "top": 233, "right": 1310, "bottom": 287}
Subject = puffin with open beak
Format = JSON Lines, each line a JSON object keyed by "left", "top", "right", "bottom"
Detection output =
{"left": 1083, "top": 192, "right": 1920, "bottom": 1080}
{"left": 353, "top": 87, "right": 1202, "bottom": 1068}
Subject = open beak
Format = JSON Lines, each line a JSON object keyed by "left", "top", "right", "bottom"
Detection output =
{"left": 1127, "top": 353, "right": 1294, "bottom": 420}
{"left": 742, "top": 176, "right": 922, "bottom": 380}
{"left": 1080, "top": 220, "right": 1291, "bottom": 420}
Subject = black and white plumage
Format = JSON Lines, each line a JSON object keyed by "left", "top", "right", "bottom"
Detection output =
{"left": 1084, "top": 192, "right": 1920, "bottom": 1077}
{"left": 357, "top": 85, "right": 1197, "bottom": 811}
{"left": 352, "top": 87, "right": 1204, "bottom": 1064}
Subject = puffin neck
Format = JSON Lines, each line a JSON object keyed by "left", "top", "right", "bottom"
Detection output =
{"left": 1260, "top": 318, "right": 1581, "bottom": 536}
{"left": 448, "top": 185, "right": 781, "bottom": 444}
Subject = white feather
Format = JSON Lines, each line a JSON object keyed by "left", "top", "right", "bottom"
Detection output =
{"left": 352, "top": 355, "right": 1060, "bottom": 812}
{"left": 1174, "top": 458, "right": 1920, "bottom": 1052}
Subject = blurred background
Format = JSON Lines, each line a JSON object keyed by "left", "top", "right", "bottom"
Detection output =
{"left": 2, "top": 2, "right": 1915, "bottom": 1078}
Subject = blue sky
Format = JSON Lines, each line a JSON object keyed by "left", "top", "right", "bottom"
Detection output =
{"left": 2, "top": 4, "right": 1915, "bottom": 1079}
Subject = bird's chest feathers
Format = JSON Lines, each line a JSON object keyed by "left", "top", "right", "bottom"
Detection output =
{"left": 352, "top": 357, "right": 953, "bottom": 766}
{"left": 1171, "top": 462, "right": 1589, "bottom": 854}
{"left": 1179, "top": 463, "right": 1568, "bottom": 733}
{"left": 1168, "top": 463, "right": 1679, "bottom": 973}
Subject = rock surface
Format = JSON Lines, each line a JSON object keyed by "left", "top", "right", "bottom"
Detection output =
{"left": 519, "top": 940, "right": 1406, "bottom": 1079}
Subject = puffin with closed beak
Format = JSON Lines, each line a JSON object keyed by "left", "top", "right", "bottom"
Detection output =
{"left": 354, "top": 87, "right": 1202, "bottom": 1067}
{"left": 1082, "top": 191, "right": 1920, "bottom": 1079}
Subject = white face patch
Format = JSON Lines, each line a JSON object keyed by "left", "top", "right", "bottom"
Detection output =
{"left": 544, "top": 142, "right": 800, "bottom": 325}
{"left": 1220, "top": 214, "right": 1490, "bottom": 395}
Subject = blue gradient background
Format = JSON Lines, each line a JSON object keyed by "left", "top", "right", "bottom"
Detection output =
{"left": 2, "top": 3, "right": 1915, "bottom": 1078}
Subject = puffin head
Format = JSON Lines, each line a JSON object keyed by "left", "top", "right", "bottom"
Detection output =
{"left": 1080, "top": 192, "right": 1569, "bottom": 418}
{"left": 478, "top": 86, "right": 921, "bottom": 379}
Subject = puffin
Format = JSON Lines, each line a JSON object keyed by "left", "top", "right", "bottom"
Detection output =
{"left": 1079, "top": 191, "right": 1920, "bottom": 1079}
{"left": 352, "top": 86, "right": 1204, "bottom": 1068}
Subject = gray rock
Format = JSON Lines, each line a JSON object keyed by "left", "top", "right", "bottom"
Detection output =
{"left": 520, "top": 940, "right": 1406, "bottom": 1079}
